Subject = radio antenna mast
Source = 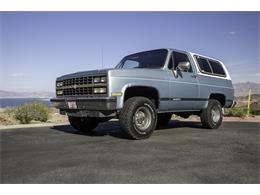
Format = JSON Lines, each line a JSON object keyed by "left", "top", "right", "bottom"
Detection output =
{"left": 101, "top": 46, "right": 103, "bottom": 69}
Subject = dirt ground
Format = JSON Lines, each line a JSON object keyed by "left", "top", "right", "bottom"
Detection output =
{"left": 0, "top": 108, "right": 68, "bottom": 127}
{"left": 175, "top": 115, "right": 260, "bottom": 123}
{"left": 0, "top": 107, "right": 259, "bottom": 129}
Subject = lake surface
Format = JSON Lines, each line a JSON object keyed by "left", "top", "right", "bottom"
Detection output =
{"left": 0, "top": 98, "right": 52, "bottom": 108}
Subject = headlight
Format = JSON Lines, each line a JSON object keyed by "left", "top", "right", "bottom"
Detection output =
{"left": 94, "top": 77, "right": 101, "bottom": 83}
{"left": 94, "top": 88, "right": 107, "bottom": 94}
{"left": 57, "top": 90, "right": 63, "bottom": 95}
{"left": 100, "top": 76, "right": 107, "bottom": 83}
{"left": 94, "top": 76, "right": 107, "bottom": 83}
{"left": 56, "top": 81, "right": 63, "bottom": 87}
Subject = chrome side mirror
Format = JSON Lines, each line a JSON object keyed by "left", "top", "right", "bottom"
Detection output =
{"left": 177, "top": 61, "right": 191, "bottom": 72}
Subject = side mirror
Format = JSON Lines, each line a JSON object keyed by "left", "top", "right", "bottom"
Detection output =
{"left": 177, "top": 61, "right": 191, "bottom": 72}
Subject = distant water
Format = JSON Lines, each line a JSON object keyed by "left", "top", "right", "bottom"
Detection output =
{"left": 0, "top": 98, "right": 52, "bottom": 108}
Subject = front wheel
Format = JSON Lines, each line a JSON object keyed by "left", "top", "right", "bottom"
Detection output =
{"left": 68, "top": 116, "right": 99, "bottom": 132}
{"left": 200, "top": 99, "right": 223, "bottom": 129}
{"left": 119, "top": 97, "right": 157, "bottom": 140}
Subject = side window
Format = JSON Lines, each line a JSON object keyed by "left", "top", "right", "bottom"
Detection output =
{"left": 195, "top": 56, "right": 212, "bottom": 73}
{"left": 123, "top": 60, "right": 139, "bottom": 69}
{"left": 172, "top": 51, "right": 192, "bottom": 72}
{"left": 208, "top": 60, "right": 226, "bottom": 76}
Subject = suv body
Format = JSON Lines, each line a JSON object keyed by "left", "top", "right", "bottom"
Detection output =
{"left": 51, "top": 48, "right": 235, "bottom": 139}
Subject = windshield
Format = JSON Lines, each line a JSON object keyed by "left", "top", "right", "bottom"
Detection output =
{"left": 115, "top": 49, "right": 168, "bottom": 69}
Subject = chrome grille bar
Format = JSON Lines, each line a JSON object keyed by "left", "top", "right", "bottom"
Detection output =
{"left": 56, "top": 75, "right": 107, "bottom": 97}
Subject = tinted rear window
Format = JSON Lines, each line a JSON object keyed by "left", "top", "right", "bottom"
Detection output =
{"left": 195, "top": 57, "right": 212, "bottom": 73}
{"left": 209, "top": 60, "right": 226, "bottom": 76}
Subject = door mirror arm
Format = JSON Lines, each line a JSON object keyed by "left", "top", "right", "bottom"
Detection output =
{"left": 172, "top": 69, "right": 178, "bottom": 78}
{"left": 191, "top": 73, "right": 197, "bottom": 78}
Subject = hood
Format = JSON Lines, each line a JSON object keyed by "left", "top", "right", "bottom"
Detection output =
{"left": 57, "top": 69, "right": 112, "bottom": 81}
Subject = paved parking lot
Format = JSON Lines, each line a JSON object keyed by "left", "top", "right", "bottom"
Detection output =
{"left": 0, "top": 120, "right": 259, "bottom": 183}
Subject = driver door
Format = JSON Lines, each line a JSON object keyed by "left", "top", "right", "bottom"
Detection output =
{"left": 167, "top": 51, "right": 200, "bottom": 111}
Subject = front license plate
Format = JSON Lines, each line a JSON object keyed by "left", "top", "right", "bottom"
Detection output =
{"left": 67, "top": 101, "right": 77, "bottom": 109}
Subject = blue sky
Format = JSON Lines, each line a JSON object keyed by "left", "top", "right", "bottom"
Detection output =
{"left": 0, "top": 12, "right": 259, "bottom": 92}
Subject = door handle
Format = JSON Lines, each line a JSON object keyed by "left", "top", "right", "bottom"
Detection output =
{"left": 191, "top": 74, "right": 197, "bottom": 78}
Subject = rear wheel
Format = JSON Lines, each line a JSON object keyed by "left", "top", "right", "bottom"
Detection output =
{"left": 157, "top": 113, "right": 172, "bottom": 126}
{"left": 68, "top": 116, "right": 99, "bottom": 132}
{"left": 200, "top": 99, "right": 223, "bottom": 129}
{"left": 119, "top": 97, "right": 157, "bottom": 140}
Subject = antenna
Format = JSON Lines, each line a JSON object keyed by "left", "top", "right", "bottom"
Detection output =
{"left": 101, "top": 46, "right": 103, "bottom": 69}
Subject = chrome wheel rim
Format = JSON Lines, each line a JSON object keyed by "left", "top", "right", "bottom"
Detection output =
{"left": 134, "top": 106, "right": 152, "bottom": 131}
{"left": 211, "top": 105, "right": 221, "bottom": 123}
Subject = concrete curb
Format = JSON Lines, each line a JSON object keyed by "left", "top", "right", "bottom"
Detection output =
{"left": 0, "top": 123, "right": 70, "bottom": 130}
{"left": 0, "top": 119, "right": 119, "bottom": 130}
{"left": 0, "top": 117, "right": 258, "bottom": 131}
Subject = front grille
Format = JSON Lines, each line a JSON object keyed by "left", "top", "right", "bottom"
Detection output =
{"left": 56, "top": 75, "right": 107, "bottom": 97}
{"left": 63, "top": 87, "right": 93, "bottom": 96}
{"left": 63, "top": 77, "right": 93, "bottom": 87}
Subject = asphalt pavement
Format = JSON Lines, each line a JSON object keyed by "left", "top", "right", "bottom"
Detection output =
{"left": 0, "top": 120, "right": 259, "bottom": 183}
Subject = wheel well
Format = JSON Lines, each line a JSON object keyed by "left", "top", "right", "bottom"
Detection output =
{"left": 209, "top": 93, "right": 226, "bottom": 107}
{"left": 124, "top": 86, "right": 159, "bottom": 108}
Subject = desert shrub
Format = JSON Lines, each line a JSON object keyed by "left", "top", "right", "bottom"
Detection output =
{"left": 225, "top": 107, "right": 247, "bottom": 117}
{"left": 251, "top": 110, "right": 260, "bottom": 115}
{"left": 30, "top": 102, "right": 50, "bottom": 122}
{"left": 250, "top": 102, "right": 260, "bottom": 116}
{"left": 15, "top": 102, "right": 50, "bottom": 124}
{"left": 14, "top": 104, "right": 33, "bottom": 124}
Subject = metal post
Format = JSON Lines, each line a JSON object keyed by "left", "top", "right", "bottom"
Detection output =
{"left": 247, "top": 89, "right": 251, "bottom": 117}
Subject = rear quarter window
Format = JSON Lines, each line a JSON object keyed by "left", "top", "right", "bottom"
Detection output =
{"left": 208, "top": 60, "right": 226, "bottom": 76}
{"left": 195, "top": 56, "right": 212, "bottom": 73}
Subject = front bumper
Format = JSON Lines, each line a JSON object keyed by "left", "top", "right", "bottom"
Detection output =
{"left": 51, "top": 97, "right": 116, "bottom": 110}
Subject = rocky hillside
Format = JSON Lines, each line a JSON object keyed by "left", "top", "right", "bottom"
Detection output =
{"left": 233, "top": 82, "right": 260, "bottom": 97}
{"left": 0, "top": 90, "right": 55, "bottom": 98}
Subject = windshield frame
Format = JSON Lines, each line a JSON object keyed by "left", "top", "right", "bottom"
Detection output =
{"left": 115, "top": 49, "right": 169, "bottom": 69}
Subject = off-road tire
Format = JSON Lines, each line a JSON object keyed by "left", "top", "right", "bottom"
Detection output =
{"left": 68, "top": 116, "right": 99, "bottom": 132}
{"left": 200, "top": 99, "right": 223, "bottom": 129}
{"left": 157, "top": 113, "right": 172, "bottom": 127}
{"left": 119, "top": 97, "right": 157, "bottom": 140}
